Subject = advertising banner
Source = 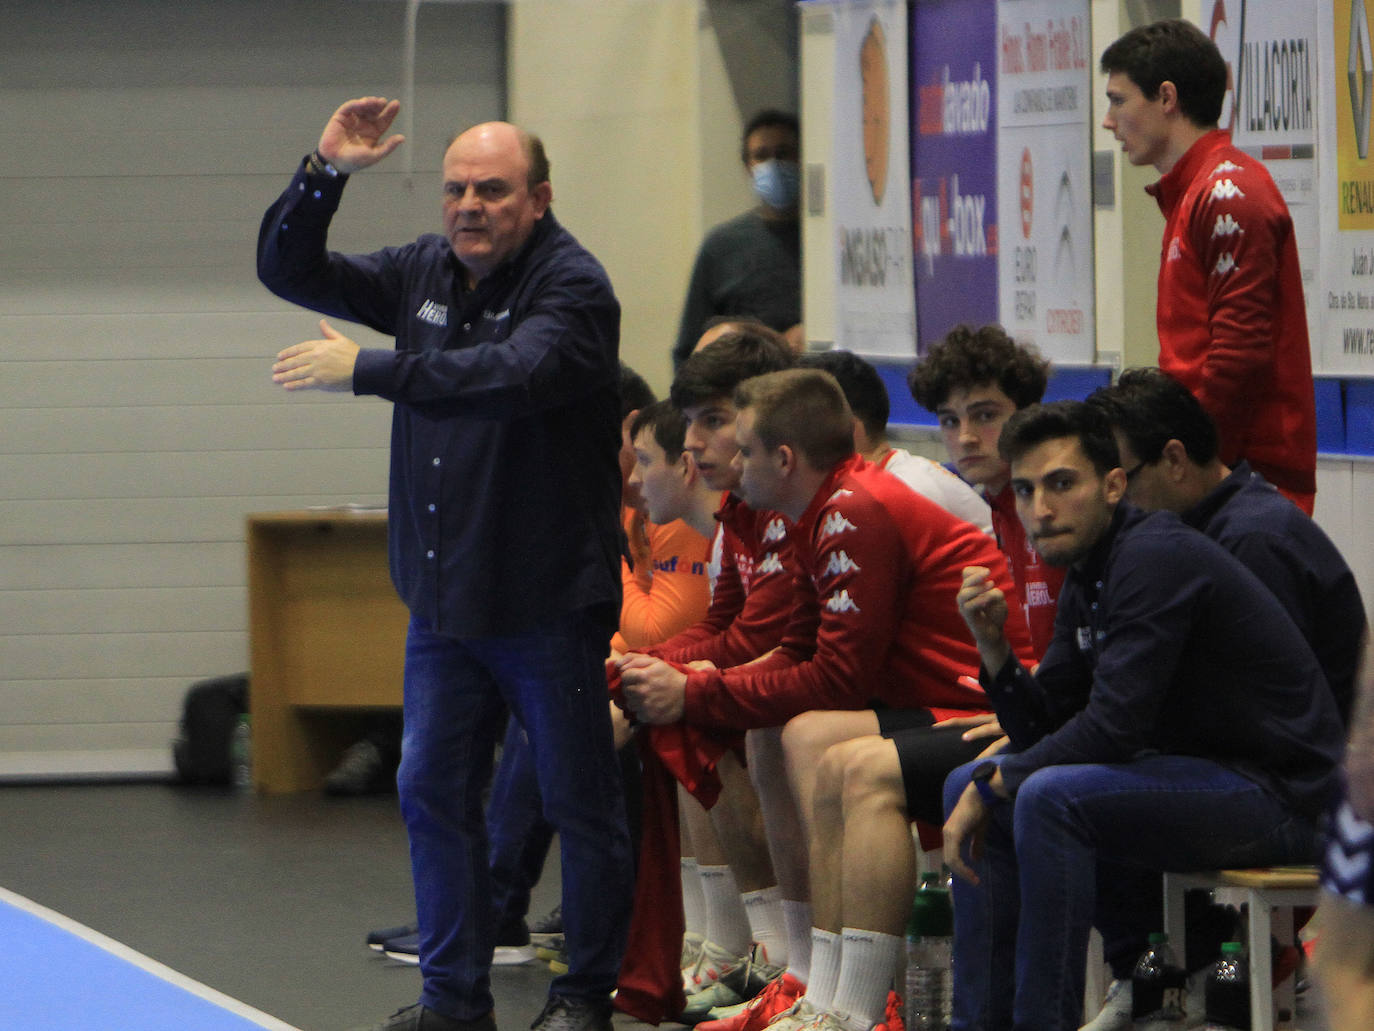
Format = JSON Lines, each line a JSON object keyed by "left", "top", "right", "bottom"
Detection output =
{"left": 830, "top": 0, "right": 918, "bottom": 357}
{"left": 909, "top": 0, "right": 999, "bottom": 353}
{"left": 995, "top": 0, "right": 1095, "bottom": 362}
{"left": 1319, "top": 0, "right": 1374, "bottom": 371}
{"left": 1210, "top": 1, "right": 1321, "bottom": 361}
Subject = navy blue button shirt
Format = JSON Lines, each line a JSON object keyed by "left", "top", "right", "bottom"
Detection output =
{"left": 258, "top": 158, "right": 623, "bottom": 639}
{"left": 987, "top": 505, "right": 1343, "bottom": 820}
{"left": 1182, "top": 461, "right": 1366, "bottom": 725}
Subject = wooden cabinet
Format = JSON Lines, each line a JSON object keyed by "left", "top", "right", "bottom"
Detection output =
{"left": 246, "top": 511, "right": 406, "bottom": 793}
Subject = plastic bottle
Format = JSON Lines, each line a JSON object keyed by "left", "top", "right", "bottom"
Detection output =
{"left": 230, "top": 713, "right": 253, "bottom": 791}
{"left": 1131, "top": 931, "right": 1190, "bottom": 1028}
{"left": 904, "top": 869, "right": 954, "bottom": 1031}
{"left": 1202, "top": 942, "right": 1250, "bottom": 1030}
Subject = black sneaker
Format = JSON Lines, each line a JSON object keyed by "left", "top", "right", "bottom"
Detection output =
{"left": 529, "top": 904, "right": 563, "bottom": 945}
{"left": 353, "top": 1003, "right": 496, "bottom": 1031}
{"left": 384, "top": 926, "right": 535, "bottom": 966}
{"left": 367, "top": 921, "right": 419, "bottom": 952}
{"left": 529, "top": 995, "right": 613, "bottom": 1031}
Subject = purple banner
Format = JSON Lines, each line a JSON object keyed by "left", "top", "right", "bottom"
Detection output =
{"left": 910, "top": 0, "right": 999, "bottom": 352}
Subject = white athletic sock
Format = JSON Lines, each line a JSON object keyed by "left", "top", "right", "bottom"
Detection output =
{"left": 741, "top": 885, "right": 789, "bottom": 966}
{"left": 681, "top": 857, "right": 707, "bottom": 939}
{"left": 782, "top": 898, "right": 815, "bottom": 984}
{"left": 699, "top": 864, "right": 752, "bottom": 957}
{"left": 803, "top": 928, "right": 842, "bottom": 1011}
{"left": 828, "top": 928, "right": 903, "bottom": 1031}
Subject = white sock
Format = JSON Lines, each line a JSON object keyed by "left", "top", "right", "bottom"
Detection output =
{"left": 803, "top": 928, "right": 842, "bottom": 1011}
{"left": 783, "top": 898, "right": 815, "bottom": 983}
{"left": 699, "top": 864, "right": 752, "bottom": 957}
{"left": 681, "top": 858, "right": 707, "bottom": 938}
{"left": 741, "top": 885, "right": 789, "bottom": 966}
{"left": 828, "top": 928, "right": 903, "bottom": 1030}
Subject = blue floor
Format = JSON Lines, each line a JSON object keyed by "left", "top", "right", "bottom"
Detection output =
{"left": 0, "top": 887, "right": 299, "bottom": 1031}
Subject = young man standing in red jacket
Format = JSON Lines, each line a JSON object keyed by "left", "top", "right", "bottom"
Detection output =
{"left": 1100, "top": 19, "right": 1317, "bottom": 512}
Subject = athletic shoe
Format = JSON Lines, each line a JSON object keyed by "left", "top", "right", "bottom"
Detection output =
{"left": 682, "top": 930, "right": 707, "bottom": 970}
{"left": 367, "top": 921, "right": 418, "bottom": 952}
{"left": 529, "top": 904, "right": 563, "bottom": 946}
{"left": 1079, "top": 978, "right": 1131, "bottom": 1031}
{"left": 793, "top": 1013, "right": 847, "bottom": 1031}
{"left": 684, "top": 938, "right": 749, "bottom": 996}
{"left": 697, "top": 971, "right": 805, "bottom": 1031}
{"left": 876, "top": 988, "right": 905, "bottom": 1031}
{"left": 680, "top": 982, "right": 746, "bottom": 1024}
{"left": 758, "top": 997, "right": 818, "bottom": 1031}
{"left": 350, "top": 1003, "right": 495, "bottom": 1031}
{"left": 383, "top": 925, "right": 536, "bottom": 966}
{"left": 529, "top": 995, "right": 613, "bottom": 1031}
{"left": 325, "top": 739, "right": 393, "bottom": 795}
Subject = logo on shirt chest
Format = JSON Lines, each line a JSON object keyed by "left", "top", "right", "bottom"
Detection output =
{"left": 416, "top": 299, "right": 449, "bottom": 327}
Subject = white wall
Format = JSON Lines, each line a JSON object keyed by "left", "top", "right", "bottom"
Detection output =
{"left": 0, "top": 0, "right": 504, "bottom": 776}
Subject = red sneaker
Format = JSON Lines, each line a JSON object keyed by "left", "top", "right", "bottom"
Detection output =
{"left": 873, "top": 988, "right": 905, "bottom": 1031}
{"left": 696, "top": 972, "right": 806, "bottom": 1031}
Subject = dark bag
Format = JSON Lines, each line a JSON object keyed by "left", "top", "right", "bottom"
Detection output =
{"left": 171, "top": 673, "right": 249, "bottom": 784}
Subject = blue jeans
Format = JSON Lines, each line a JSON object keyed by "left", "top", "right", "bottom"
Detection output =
{"left": 943, "top": 755, "right": 1320, "bottom": 1031}
{"left": 399, "top": 614, "right": 633, "bottom": 1020}
{"left": 487, "top": 718, "right": 555, "bottom": 933}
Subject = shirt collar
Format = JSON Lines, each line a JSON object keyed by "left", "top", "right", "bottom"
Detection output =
{"left": 1145, "top": 128, "right": 1233, "bottom": 215}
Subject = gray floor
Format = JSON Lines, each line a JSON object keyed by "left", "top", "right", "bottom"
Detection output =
{"left": 0, "top": 782, "right": 650, "bottom": 1031}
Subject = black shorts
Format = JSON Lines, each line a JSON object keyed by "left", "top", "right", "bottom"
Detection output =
{"left": 880, "top": 721, "right": 987, "bottom": 826}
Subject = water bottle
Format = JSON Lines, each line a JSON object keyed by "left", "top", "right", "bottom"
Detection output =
{"left": 904, "top": 869, "right": 954, "bottom": 1030}
{"left": 1131, "top": 932, "right": 1189, "bottom": 1028}
{"left": 1202, "top": 942, "right": 1250, "bottom": 1030}
{"left": 230, "top": 713, "right": 253, "bottom": 791}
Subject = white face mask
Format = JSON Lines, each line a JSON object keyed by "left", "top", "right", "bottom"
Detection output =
{"left": 751, "top": 159, "right": 800, "bottom": 211}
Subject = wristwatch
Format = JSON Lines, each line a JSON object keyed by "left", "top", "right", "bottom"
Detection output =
{"left": 306, "top": 150, "right": 341, "bottom": 178}
{"left": 970, "top": 759, "right": 1004, "bottom": 806}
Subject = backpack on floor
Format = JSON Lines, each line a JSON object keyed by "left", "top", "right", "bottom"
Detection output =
{"left": 171, "top": 673, "right": 249, "bottom": 785}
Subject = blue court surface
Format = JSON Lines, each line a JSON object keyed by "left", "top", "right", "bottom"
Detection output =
{"left": 0, "top": 886, "right": 300, "bottom": 1031}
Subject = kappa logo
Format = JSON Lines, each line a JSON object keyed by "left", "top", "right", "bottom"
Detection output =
{"left": 756, "top": 552, "right": 785, "bottom": 576}
{"left": 1214, "top": 253, "right": 1237, "bottom": 276}
{"left": 823, "top": 550, "right": 861, "bottom": 577}
{"left": 416, "top": 299, "right": 449, "bottom": 327}
{"left": 820, "top": 511, "right": 858, "bottom": 538}
{"left": 1209, "top": 160, "right": 1244, "bottom": 176}
{"left": 763, "top": 518, "right": 788, "bottom": 544}
{"left": 1212, "top": 213, "right": 1243, "bottom": 239}
{"left": 824, "top": 589, "right": 861, "bottom": 614}
{"left": 1210, "top": 178, "right": 1245, "bottom": 201}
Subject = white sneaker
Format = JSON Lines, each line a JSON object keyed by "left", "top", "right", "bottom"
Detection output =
{"left": 684, "top": 938, "right": 749, "bottom": 997}
{"left": 1080, "top": 979, "right": 1131, "bottom": 1031}
{"left": 761, "top": 997, "right": 819, "bottom": 1031}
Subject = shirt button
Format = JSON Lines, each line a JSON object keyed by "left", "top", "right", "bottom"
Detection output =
{"left": 432, "top": 457, "right": 441, "bottom": 467}
{"left": 313, "top": 190, "right": 322, "bottom": 199}
{"left": 428, "top": 504, "right": 436, "bottom": 513}
{"left": 463, "top": 322, "right": 471, "bottom": 331}
{"left": 426, "top": 550, "right": 435, "bottom": 559}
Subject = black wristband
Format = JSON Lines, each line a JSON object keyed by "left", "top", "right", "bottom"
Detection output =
{"left": 970, "top": 759, "right": 1004, "bottom": 806}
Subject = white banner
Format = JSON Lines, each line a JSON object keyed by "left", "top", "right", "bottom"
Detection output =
{"left": 995, "top": 0, "right": 1095, "bottom": 363}
{"left": 829, "top": 0, "right": 917, "bottom": 357}
{"left": 1209, "top": 0, "right": 1322, "bottom": 364}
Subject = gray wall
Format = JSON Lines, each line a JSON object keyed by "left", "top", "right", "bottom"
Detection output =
{"left": 0, "top": 0, "right": 505, "bottom": 775}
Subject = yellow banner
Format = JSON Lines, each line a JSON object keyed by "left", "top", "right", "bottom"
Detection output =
{"left": 1337, "top": 0, "right": 1374, "bottom": 228}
